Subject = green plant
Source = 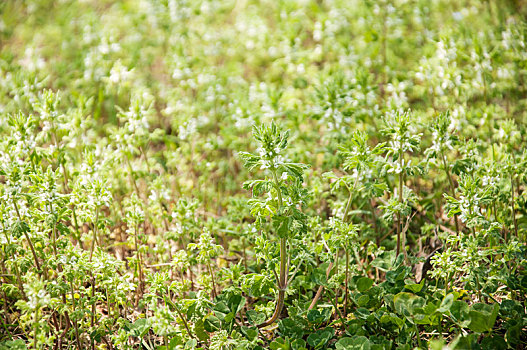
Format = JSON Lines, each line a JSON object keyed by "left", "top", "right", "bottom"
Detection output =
{"left": 0, "top": 1, "right": 526, "bottom": 349}
{"left": 381, "top": 109, "right": 422, "bottom": 258}
{"left": 239, "top": 123, "right": 309, "bottom": 327}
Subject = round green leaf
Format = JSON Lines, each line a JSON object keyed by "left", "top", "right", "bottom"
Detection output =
{"left": 357, "top": 277, "right": 374, "bottom": 292}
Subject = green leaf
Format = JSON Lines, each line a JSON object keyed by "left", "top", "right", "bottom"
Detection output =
{"left": 404, "top": 279, "right": 424, "bottom": 293}
{"left": 357, "top": 294, "right": 370, "bottom": 307}
{"left": 354, "top": 307, "right": 370, "bottom": 320}
{"left": 184, "top": 339, "right": 197, "bottom": 349}
{"left": 246, "top": 310, "right": 266, "bottom": 326}
{"left": 306, "top": 327, "right": 334, "bottom": 349}
{"left": 371, "top": 251, "right": 396, "bottom": 272}
{"left": 279, "top": 317, "right": 306, "bottom": 339}
{"left": 335, "top": 336, "right": 371, "bottom": 350}
{"left": 437, "top": 293, "right": 454, "bottom": 313}
{"left": 213, "top": 301, "right": 230, "bottom": 321}
{"left": 273, "top": 214, "right": 292, "bottom": 238}
{"left": 480, "top": 336, "right": 507, "bottom": 350}
{"left": 356, "top": 277, "right": 374, "bottom": 292}
{"left": 449, "top": 300, "right": 470, "bottom": 327}
{"left": 504, "top": 319, "right": 522, "bottom": 345}
{"left": 468, "top": 303, "right": 499, "bottom": 333}
{"left": 393, "top": 292, "right": 425, "bottom": 318}
{"left": 12, "top": 221, "right": 30, "bottom": 239}
{"left": 291, "top": 339, "right": 307, "bottom": 350}
{"left": 239, "top": 152, "right": 261, "bottom": 171}
{"left": 242, "top": 274, "right": 274, "bottom": 297}
{"left": 282, "top": 162, "right": 309, "bottom": 180}
{"left": 0, "top": 340, "right": 27, "bottom": 350}
{"left": 241, "top": 326, "right": 258, "bottom": 341}
{"left": 429, "top": 339, "right": 446, "bottom": 350}
{"left": 380, "top": 313, "right": 404, "bottom": 329}
{"left": 224, "top": 311, "right": 235, "bottom": 323}
{"left": 270, "top": 337, "right": 289, "bottom": 350}
{"left": 499, "top": 299, "right": 524, "bottom": 318}
{"left": 193, "top": 319, "right": 209, "bottom": 342}
{"left": 307, "top": 308, "right": 332, "bottom": 324}
{"left": 227, "top": 294, "right": 246, "bottom": 316}
{"left": 450, "top": 334, "right": 479, "bottom": 349}
{"left": 243, "top": 179, "right": 273, "bottom": 196}
{"left": 312, "top": 266, "right": 329, "bottom": 287}
{"left": 168, "top": 336, "right": 184, "bottom": 350}
{"left": 203, "top": 315, "right": 221, "bottom": 332}
{"left": 128, "top": 318, "right": 150, "bottom": 337}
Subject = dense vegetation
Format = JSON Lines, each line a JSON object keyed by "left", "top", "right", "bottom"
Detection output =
{"left": 1, "top": 0, "right": 526, "bottom": 349}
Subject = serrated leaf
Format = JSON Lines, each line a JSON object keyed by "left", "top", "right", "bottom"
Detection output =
{"left": 239, "top": 152, "right": 261, "bottom": 171}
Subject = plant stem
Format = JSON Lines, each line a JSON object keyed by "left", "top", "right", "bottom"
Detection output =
{"left": 414, "top": 322, "right": 422, "bottom": 348}
{"left": 174, "top": 304, "right": 195, "bottom": 339}
{"left": 88, "top": 207, "right": 99, "bottom": 350}
{"left": 72, "top": 208, "right": 81, "bottom": 244}
{"left": 90, "top": 276, "right": 96, "bottom": 350}
{"left": 49, "top": 202, "right": 58, "bottom": 258}
{"left": 334, "top": 249, "right": 339, "bottom": 319}
{"left": 258, "top": 169, "right": 287, "bottom": 327}
{"left": 164, "top": 295, "right": 195, "bottom": 339}
{"left": 134, "top": 224, "right": 144, "bottom": 300}
{"left": 309, "top": 174, "right": 359, "bottom": 311}
{"left": 326, "top": 288, "right": 346, "bottom": 326}
{"left": 510, "top": 174, "right": 518, "bottom": 238}
{"left": 343, "top": 190, "right": 354, "bottom": 223}
{"left": 140, "top": 146, "right": 151, "bottom": 174}
{"left": 207, "top": 262, "right": 217, "bottom": 299}
{"left": 396, "top": 151, "right": 403, "bottom": 257}
{"left": 441, "top": 152, "right": 460, "bottom": 235}
{"left": 125, "top": 155, "right": 141, "bottom": 199}
{"left": 54, "top": 131, "right": 81, "bottom": 243}
{"left": 475, "top": 273, "right": 482, "bottom": 302}
{"left": 369, "top": 199, "right": 380, "bottom": 243}
{"left": 242, "top": 237, "right": 248, "bottom": 271}
{"left": 89, "top": 208, "right": 99, "bottom": 262}
{"left": 2, "top": 229, "right": 26, "bottom": 299}
{"left": 308, "top": 262, "right": 333, "bottom": 310}
{"left": 13, "top": 202, "right": 41, "bottom": 272}
{"left": 70, "top": 281, "right": 82, "bottom": 350}
{"left": 33, "top": 306, "right": 39, "bottom": 350}
{"left": 381, "top": 6, "right": 387, "bottom": 97}
{"left": 344, "top": 249, "right": 349, "bottom": 316}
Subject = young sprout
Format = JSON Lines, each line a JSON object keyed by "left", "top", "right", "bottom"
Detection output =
{"left": 444, "top": 174, "right": 493, "bottom": 233}
{"left": 73, "top": 154, "right": 112, "bottom": 261}
{"left": 315, "top": 131, "right": 386, "bottom": 312}
{"left": 239, "top": 122, "right": 309, "bottom": 327}
{"left": 124, "top": 193, "right": 146, "bottom": 300}
{"left": 188, "top": 229, "right": 224, "bottom": 299}
{"left": 382, "top": 109, "right": 422, "bottom": 258}
{"left": 326, "top": 217, "right": 358, "bottom": 316}
{"left": 425, "top": 111, "right": 461, "bottom": 235}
